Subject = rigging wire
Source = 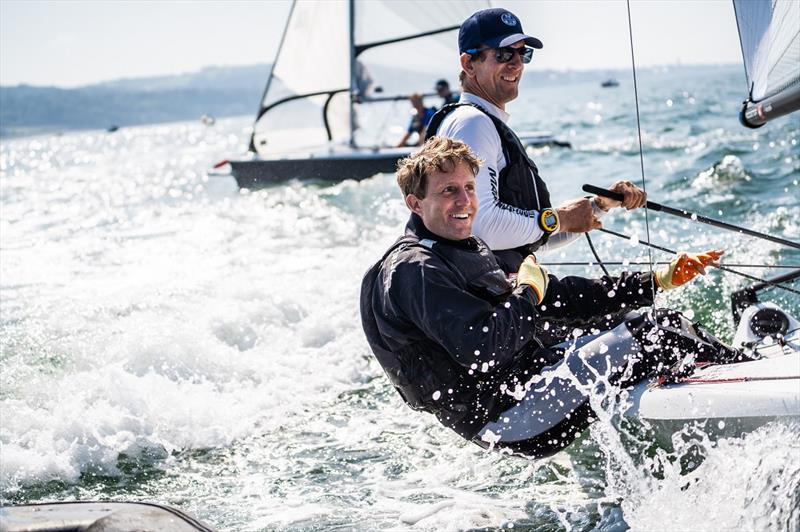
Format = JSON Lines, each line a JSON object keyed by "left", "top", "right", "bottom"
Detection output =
{"left": 625, "top": 0, "right": 657, "bottom": 305}
{"left": 597, "top": 227, "right": 800, "bottom": 296}
{"left": 585, "top": 4, "right": 800, "bottom": 304}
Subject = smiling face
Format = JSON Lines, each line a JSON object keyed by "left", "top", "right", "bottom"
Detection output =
{"left": 460, "top": 40, "right": 525, "bottom": 109}
{"left": 405, "top": 161, "right": 478, "bottom": 241}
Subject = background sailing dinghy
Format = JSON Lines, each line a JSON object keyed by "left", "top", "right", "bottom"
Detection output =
{"left": 217, "top": 0, "right": 566, "bottom": 189}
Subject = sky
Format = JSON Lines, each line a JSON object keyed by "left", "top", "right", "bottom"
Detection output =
{"left": 0, "top": 0, "right": 742, "bottom": 88}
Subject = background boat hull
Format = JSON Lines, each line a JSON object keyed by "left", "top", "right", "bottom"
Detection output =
{"left": 230, "top": 151, "right": 407, "bottom": 188}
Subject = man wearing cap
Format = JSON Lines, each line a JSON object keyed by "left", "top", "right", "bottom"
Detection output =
{"left": 427, "top": 7, "right": 646, "bottom": 271}
{"left": 434, "top": 79, "right": 460, "bottom": 106}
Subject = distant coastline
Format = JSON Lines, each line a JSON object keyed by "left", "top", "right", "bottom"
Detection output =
{"left": 0, "top": 64, "right": 271, "bottom": 139}
{"left": 0, "top": 62, "right": 739, "bottom": 139}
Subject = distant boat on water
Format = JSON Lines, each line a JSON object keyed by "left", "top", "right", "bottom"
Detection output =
{"left": 219, "top": 0, "right": 567, "bottom": 189}
{"left": 601, "top": 79, "right": 619, "bottom": 88}
{"left": 222, "top": 0, "right": 486, "bottom": 189}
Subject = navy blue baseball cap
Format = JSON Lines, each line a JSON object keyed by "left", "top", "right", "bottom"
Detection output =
{"left": 458, "top": 8, "right": 543, "bottom": 54}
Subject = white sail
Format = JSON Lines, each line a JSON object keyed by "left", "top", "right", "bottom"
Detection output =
{"left": 733, "top": 0, "right": 800, "bottom": 127}
{"left": 265, "top": 1, "right": 350, "bottom": 107}
{"left": 355, "top": 0, "right": 480, "bottom": 50}
{"left": 252, "top": 0, "right": 487, "bottom": 154}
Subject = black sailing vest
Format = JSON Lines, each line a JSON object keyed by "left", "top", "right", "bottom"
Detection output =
{"left": 360, "top": 231, "right": 517, "bottom": 424}
{"left": 427, "top": 103, "right": 553, "bottom": 267}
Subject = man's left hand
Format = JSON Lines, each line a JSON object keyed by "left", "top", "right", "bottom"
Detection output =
{"left": 594, "top": 180, "right": 647, "bottom": 211}
{"left": 655, "top": 249, "right": 724, "bottom": 291}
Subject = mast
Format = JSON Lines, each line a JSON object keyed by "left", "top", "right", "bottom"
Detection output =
{"left": 248, "top": 0, "right": 296, "bottom": 153}
{"left": 249, "top": 0, "right": 486, "bottom": 151}
{"left": 348, "top": 0, "right": 356, "bottom": 148}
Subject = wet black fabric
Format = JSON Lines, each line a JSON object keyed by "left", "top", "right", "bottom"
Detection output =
{"left": 473, "top": 309, "right": 733, "bottom": 459}
{"left": 427, "top": 103, "right": 552, "bottom": 266}
{"left": 360, "top": 214, "right": 658, "bottom": 440}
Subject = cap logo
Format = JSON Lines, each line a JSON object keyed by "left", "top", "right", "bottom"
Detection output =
{"left": 501, "top": 12, "right": 517, "bottom": 26}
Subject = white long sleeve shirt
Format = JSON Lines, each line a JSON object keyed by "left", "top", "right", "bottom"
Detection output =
{"left": 436, "top": 92, "right": 605, "bottom": 253}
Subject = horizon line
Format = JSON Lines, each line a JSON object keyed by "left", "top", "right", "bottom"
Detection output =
{"left": 0, "top": 61, "right": 742, "bottom": 91}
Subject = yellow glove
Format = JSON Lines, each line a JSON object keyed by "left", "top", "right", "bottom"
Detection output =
{"left": 516, "top": 255, "right": 550, "bottom": 304}
{"left": 655, "top": 249, "right": 724, "bottom": 291}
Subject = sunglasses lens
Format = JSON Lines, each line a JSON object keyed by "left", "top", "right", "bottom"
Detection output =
{"left": 497, "top": 49, "right": 513, "bottom": 63}
{"left": 496, "top": 47, "right": 533, "bottom": 64}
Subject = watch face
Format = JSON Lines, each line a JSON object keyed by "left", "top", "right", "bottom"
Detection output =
{"left": 540, "top": 209, "right": 558, "bottom": 232}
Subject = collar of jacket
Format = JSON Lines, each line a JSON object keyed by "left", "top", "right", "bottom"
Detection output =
{"left": 405, "top": 213, "right": 481, "bottom": 251}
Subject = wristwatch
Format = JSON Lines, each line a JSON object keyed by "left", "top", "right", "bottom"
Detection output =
{"left": 538, "top": 208, "right": 559, "bottom": 233}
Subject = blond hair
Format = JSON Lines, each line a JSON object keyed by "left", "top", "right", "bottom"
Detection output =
{"left": 396, "top": 136, "right": 482, "bottom": 198}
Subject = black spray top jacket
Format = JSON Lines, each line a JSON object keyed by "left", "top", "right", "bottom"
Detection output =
{"left": 360, "top": 214, "right": 656, "bottom": 439}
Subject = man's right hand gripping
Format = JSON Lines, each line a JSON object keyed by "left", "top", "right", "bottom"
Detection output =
{"left": 556, "top": 181, "right": 648, "bottom": 234}
{"left": 556, "top": 197, "right": 600, "bottom": 233}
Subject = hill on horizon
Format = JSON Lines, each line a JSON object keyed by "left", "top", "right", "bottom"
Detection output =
{"left": 0, "top": 64, "right": 272, "bottom": 138}
{"left": 0, "top": 62, "right": 738, "bottom": 139}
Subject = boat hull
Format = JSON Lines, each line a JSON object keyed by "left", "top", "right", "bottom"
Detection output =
{"left": 229, "top": 150, "right": 407, "bottom": 189}
{"left": 625, "top": 352, "right": 800, "bottom": 423}
{"left": 227, "top": 134, "right": 569, "bottom": 189}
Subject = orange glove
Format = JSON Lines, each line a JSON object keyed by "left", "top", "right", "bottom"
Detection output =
{"left": 516, "top": 255, "right": 550, "bottom": 304}
{"left": 655, "top": 249, "right": 724, "bottom": 290}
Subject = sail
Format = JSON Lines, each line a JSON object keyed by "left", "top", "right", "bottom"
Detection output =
{"left": 733, "top": 0, "right": 800, "bottom": 128}
{"left": 354, "top": 1, "right": 481, "bottom": 52}
{"left": 251, "top": 0, "right": 487, "bottom": 154}
{"left": 265, "top": 2, "right": 350, "bottom": 106}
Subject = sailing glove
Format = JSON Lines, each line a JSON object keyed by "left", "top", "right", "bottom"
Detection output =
{"left": 655, "top": 249, "right": 724, "bottom": 291}
{"left": 516, "top": 255, "right": 550, "bottom": 304}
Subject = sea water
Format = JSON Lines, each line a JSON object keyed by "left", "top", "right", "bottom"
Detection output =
{"left": 1, "top": 65, "right": 799, "bottom": 530}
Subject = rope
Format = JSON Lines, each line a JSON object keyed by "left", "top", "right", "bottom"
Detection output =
{"left": 584, "top": 233, "right": 610, "bottom": 277}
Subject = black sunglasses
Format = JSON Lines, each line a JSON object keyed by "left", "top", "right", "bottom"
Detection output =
{"left": 466, "top": 46, "right": 533, "bottom": 64}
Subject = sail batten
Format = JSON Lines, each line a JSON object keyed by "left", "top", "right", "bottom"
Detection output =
{"left": 734, "top": 0, "right": 800, "bottom": 128}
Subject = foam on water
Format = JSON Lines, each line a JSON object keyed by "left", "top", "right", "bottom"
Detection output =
{"left": 2, "top": 65, "right": 799, "bottom": 529}
{"left": 621, "top": 423, "right": 800, "bottom": 531}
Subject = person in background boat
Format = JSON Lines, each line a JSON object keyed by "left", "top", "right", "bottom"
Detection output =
{"left": 427, "top": 8, "right": 647, "bottom": 272}
{"left": 354, "top": 60, "right": 375, "bottom": 101}
{"left": 435, "top": 79, "right": 460, "bottom": 106}
{"left": 396, "top": 93, "right": 437, "bottom": 147}
{"left": 351, "top": 60, "right": 377, "bottom": 136}
{"left": 361, "top": 136, "right": 730, "bottom": 459}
